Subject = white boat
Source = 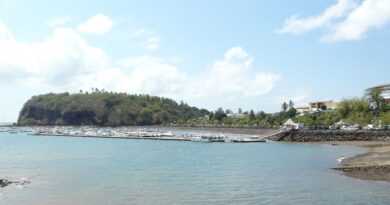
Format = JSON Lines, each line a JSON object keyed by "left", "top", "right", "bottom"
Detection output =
{"left": 159, "top": 131, "right": 175, "bottom": 137}
{"left": 231, "top": 137, "right": 266, "bottom": 143}
{"left": 190, "top": 135, "right": 225, "bottom": 142}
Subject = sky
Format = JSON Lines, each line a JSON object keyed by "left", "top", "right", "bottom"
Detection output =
{"left": 0, "top": 0, "right": 390, "bottom": 122}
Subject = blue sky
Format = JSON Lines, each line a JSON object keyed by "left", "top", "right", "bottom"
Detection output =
{"left": 0, "top": 0, "right": 390, "bottom": 122}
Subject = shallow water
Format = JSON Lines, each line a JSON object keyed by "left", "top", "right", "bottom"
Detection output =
{"left": 1, "top": 131, "right": 390, "bottom": 205}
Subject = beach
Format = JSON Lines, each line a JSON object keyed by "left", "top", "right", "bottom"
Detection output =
{"left": 331, "top": 142, "right": 390, "bottom": 181}
{"left": 288, "top": 140, "right": 390, "bottom": 181}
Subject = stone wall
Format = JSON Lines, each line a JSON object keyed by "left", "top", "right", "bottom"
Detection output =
{"left": 276, "top": 130, "right": 390, "bottom": 142}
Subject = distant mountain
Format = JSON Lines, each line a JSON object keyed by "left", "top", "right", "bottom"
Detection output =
{"left": 17, "top": 92, "right": 209, "bottom": 126}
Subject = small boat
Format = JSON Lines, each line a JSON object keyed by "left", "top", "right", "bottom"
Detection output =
{"left": 231, "top": 137, "right": 266, "bottom": 143}
{"left": 209, "top": 137, "right": 225, "bottom": 142}
{"left": 159, "top": 131, "right": 175, "bottom": 137}
{"left": 190, "top": 136, "right": 209, "bottom": 142}
{"left": 190, "top": 135, "right": 225, "bottom": 142}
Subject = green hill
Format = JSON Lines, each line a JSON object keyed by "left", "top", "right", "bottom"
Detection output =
{"left": 17, "top": 92, "right": 209, "bottom": 126}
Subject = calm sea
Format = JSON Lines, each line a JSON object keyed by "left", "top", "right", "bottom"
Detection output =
{"left": 1, "top": 131, "right": 390, "bottom": 205}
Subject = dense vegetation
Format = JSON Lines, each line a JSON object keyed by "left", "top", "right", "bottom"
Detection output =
{"left": 188, "top": 101, "right": 298, "bottom": 128}
{"left": 18, "top": 92, "right": 209, "bottom": 126}
{"left": 293, "top": 87, "right": 390, "bottom": 127}
{"left": 197, "top": 98, "right": 390, "bottom": 128}
{"left": 294, "top": 98, "right": 390, "bottom": 127}
{"left": 17, "top": 87, "right": 390, "bottom": 128}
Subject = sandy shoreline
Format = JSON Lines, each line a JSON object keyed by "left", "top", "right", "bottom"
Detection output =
{"left": 303, "top": 141, "right": 390, "bottom": 182}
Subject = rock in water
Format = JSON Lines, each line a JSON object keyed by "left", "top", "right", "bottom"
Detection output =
{"left": 0, "top": 179, "right": 12, "bottom": 187}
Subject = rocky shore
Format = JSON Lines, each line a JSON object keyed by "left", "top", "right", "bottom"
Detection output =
{"left": 272, "top": 129, "right": 390, "bottom": 142}
{"left": 332, "top": 165, "right": 390, "bottom": 181}
{"left": 0, "top": 179, "right": 12, "bottom": 187}
{"left": 0, "top": 178, "right": 30, "bottom": 188}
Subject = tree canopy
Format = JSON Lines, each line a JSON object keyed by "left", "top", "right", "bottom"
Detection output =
{"left": 17, "top": 92, "right": 209, "bottom": 126}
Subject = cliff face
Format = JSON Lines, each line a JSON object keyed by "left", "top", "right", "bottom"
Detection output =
{"left": 17, "top": 92, "right": 209, "bottom": 126}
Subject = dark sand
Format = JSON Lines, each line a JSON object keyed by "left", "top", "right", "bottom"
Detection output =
{"left": 323, "top": 141, "right": 390, "bottom": 182}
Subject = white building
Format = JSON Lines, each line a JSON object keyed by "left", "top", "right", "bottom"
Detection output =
{"left": 283, "top": 119, "right": 304, "bottom": 129}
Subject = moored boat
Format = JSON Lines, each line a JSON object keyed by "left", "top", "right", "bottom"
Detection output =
{"left": 190, "top": 135, "right": 226, "bottom": 142}
{"left": 231, "top": 137, "right": 266, "bottom": 143}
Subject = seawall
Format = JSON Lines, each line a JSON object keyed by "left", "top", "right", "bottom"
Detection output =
{"left": 273, "top": 130, "right": 390, "bottom": 142}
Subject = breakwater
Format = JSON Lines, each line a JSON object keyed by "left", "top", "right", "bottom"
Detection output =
{"left": 272, "top": 129, "right": 390, "bottom": 142}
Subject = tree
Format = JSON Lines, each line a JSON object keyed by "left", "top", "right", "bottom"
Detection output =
{"left": 209, "top": 112, "right": 214, "bottom": 121}
{"left": 226, "top": 109, "right": 233, "bottom": 114}
{"left": 18, "top": 92, "right": 211, "bottom": 126}
{"left": 258, "top": 111, "right": 267, "bottom": 119}
{"left": 287, "top": 107, "right": 297, "bottom": 118}
{"left": 288, "top": 100, "right": 294, "bottom": 110}
{"left": 337, "top": 99, "right": 351, "bottom": 118}
{"left": 367, "top": 87, "right": 384, "bottom": 113}
{"left": 381, "top": 112, "right": 390, "bottom": 126}
{"left": 249, "top": 110, "right": 255, "bottom": 120}
{"left": 238, "top": 108, "right": 242, "bottom": 114}
{"left": 214, "top": 108, "right": 227, "bottom": 122}
{"left": 281, "top": 102, "right": 288, "bottom": 112}
{"left": 336, "top": 98, "right": 374, "bottom": 125}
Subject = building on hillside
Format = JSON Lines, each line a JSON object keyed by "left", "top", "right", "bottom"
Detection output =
{"left": 295, "top": 106, "right": 310, "bottom": 114}
{"left": 366, "top": 83, "right": 390, "bottom": 105}
{"left": 226, "top": 113, "right": 246, "bottom": 118}
{"left": 309, "top": 100, "right": 339, "bottom": 111}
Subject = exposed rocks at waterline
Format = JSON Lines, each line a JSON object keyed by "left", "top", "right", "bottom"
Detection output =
{"left": 332, "top": 165, "right": 390, "bottom": 181}
{"left": 0, "top": 178, "right": 30, "bottom": 188}
{"left": 272, "top": 130, "right": 390, "bottom": 142}
{"left": 0, "top": 179, "right": 12, "bottom": 187}
{"left": 331, "top": 145, "right": 390, "bottom": 181}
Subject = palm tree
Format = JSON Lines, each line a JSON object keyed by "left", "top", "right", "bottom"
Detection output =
{"left": 288, "top": 100, "right": 294, "bottom": 109}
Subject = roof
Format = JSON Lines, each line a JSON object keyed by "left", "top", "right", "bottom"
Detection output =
{"left": 335, "top": 120, "right": 348, "bottom": 125}
{"left": 309, "top": 100, "right": 334, "bottom": 104}
{"left": 283, "top": 119, "right": 298, "bottom": 126}
{"left": 366, "top": 83, "right": 390, "bottom": 90}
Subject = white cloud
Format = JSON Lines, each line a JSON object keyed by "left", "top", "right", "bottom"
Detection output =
{"left": 117, "top": 55, "right": 162, "bottom": 67}
{"left": 109, "top": 47, "right": 280, "bottom": 101}
{"left": 77, "top": 14, "right": 113, "bottom": 35}
{"left": 0, "top": 21, "right": 13, "bottom": 42}
{"left": 279, "top": 0, "right": 390, "bottom": 42}
{"left": 141, "top": 36, "right": 161, "bottom": 51}
{"left": 278, "top": 88, "right": 311, "bottom": 107}
{"left": 176, "top": 47, "right": 279, "bottom": 101}
{"left": 278, "top": 0, "right": 357, "bottom": 34}
{"left": 132, "top": 27, "right": 154, "bottom": 37}
{"left": 0, "top": 25, "right": 109, "bottom": 85}
{"left": 0, "top": 19, "right": 279, "bottom": 107}
{"left": 324, "top": 0, "right": 390, "bottom": 42}
{"left": 47, "top": 16, "right": 71, "bottom": 27}
{"left": 132, "top": 27, "right": 161, "bottom": 51}
{"left": 223, "top": 47, "right": 253, "bottom": 66}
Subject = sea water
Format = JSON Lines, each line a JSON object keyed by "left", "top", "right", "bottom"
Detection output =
{"left": 1, "top": 131, "right": 390, "bottom": 205}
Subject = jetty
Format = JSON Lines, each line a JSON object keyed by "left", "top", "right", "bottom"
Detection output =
{"left": 0, "top": 126, "right": 299, "bottom": 143}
